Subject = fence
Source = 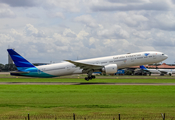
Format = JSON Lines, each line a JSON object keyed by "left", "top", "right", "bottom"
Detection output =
{"left": 0, "top": 113, "right": 174, "bottom": 120}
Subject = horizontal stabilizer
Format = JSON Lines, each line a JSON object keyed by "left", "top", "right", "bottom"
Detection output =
{"left": 10, "top": 71, "right": 29, "bottom": 76}
{"left": 10, "top": 71, "right": 29, "bottom": 74}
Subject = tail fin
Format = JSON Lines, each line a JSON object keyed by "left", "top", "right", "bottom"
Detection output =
{"left": 140, "top": 65, "right": 147, "bottom": 70}
{"left": 7, "top": 49, "right": 35, "bottom": 71}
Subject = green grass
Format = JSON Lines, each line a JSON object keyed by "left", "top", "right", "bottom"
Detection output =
{"left": 0, "top": 85, "right": 175, "bottom": 117}
{"left": 0, "top": 74, "right": 175, "bottom": 119}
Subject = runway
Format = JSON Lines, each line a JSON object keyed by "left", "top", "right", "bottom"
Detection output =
{"left": 0, "top": 82, "right": 175, "bottom": 85}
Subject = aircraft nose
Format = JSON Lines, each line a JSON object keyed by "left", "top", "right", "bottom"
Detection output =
{"left": 163, "top": 54, "right": 168, "bottom": 60}
{"left": 165, "top": 54, "right": 168, "bottom": 59}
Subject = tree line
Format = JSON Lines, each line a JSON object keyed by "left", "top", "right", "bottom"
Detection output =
{"left": 0, "top": 64, "right": 17, "bottom": 72}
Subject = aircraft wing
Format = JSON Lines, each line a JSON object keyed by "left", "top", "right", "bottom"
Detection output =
{"left": 65, "top": 60, "right": 103, "bottom": 70}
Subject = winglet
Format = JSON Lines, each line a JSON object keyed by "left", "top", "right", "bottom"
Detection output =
{"left": 7, "top": 49, "right": 35, "bottom": 71}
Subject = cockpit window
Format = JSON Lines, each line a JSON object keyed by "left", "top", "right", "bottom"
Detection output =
{"left": 162, "top": 54, "right": 164, "bottom": 55}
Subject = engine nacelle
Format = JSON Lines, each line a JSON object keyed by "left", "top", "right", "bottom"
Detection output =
{"left": 102, "top": 64, "right": 118, "bottom": 74}
{"left": 167, "top": 72, "right": 172, "bottom": 76}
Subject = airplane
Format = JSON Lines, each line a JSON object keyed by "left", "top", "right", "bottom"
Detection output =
{"left": 7, "top": 49, "right": 168, "bottom": 80}
{"left": 140, "top": 65, "right": 175, "bottom": 76}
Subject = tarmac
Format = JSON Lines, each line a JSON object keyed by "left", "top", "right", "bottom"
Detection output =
{"left": 0, "top": 72, "right": 10, "bottom": 74}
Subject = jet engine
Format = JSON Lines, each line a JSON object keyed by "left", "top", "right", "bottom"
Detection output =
{"left": 102, "top": 64, "right": 118, "bottom": 74}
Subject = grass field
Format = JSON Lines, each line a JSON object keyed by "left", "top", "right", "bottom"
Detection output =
{"left": 0, "top": 74, "right": 175, "bottom": 119}
{"left": 0, "top": 85, "right": 175, "bottom": 119}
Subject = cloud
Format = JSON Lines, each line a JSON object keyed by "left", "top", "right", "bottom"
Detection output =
{"left": 149, "top": 12, "right": 175, "bottom": 31}
{"left": 152, "top": 31, "right": 175, "bottom": 47}
{"left": 96, "top": 25, "right": 129, "bottom": 39}
{"left": 63, "top": 28, "right": 76, "bottom": 38}
{"left": 107, "top": 0, "right": 147, "bottom": 3}
{"left": 25, "top": 24, "right": 38, "bottom": 36}
{"left": 24, "top": 24, "right": 45, "bottom": 37}
{"left": 90, "top": 0, "right": 170, "bottom": 12}
{"left": 26, "top": 13, "right": 39, "bottom": 18}
{"left": 74, "top": 15, "right": 98, "bottom": 28}
{"left": 77, "top": 30, "right": 89, "bottom": 40}
{"left": 153, "top": 39, "right": 175, "bottom": 47}
{"left": 0, "top": 0, "right": 175, "bottom": 64}
{"left": 49, "top": 12, "right": 65, "bottom": 19}
{"left": 171, "top": 0, "right": 175, "bottom": 4}
{"left": 0, "top": 8, "right": 16, "bottom": 18}
{"left": 0, "top": 0, "right": 80, "bottom": 12}
{"left": 89, "top": 37, "right": 98, "bottom": 45}
{"left": 10, "top": 29, "right": 23, "bottom": 39}
{"left": 41, "top": 0, "right": 80, "bottom": 12}
{"left": 0, "top": 34, "right": 12, "bottom": 46}
{"left": 114, "top": 12, "right": 149, "bottom": 27}
{"left": 0, "top": 3, "right": 16, "bottom": 18}
{"left": 101, "top": 11, "right": 175, "bottom": 31}
{"left": 0, "top": 0, "right": 39, "bottom": 7}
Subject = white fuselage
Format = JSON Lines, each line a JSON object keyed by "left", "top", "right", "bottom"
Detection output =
{"left": 146, "top": 69, "right": 161, "bottom": 74}
{"left": 159, "top": 69, "right": 175, "bottom": 74}
{"left": 36, "top": 51, "right": 168, "bottom": 76}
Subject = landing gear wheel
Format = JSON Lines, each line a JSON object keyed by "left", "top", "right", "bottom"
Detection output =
{"left": 92, "top": 75, "right": 96, "bottom": 79}
{"left": 88, "top": 76, "right": 92, "bottom": 80}
{"left": 85, "top": 77, "right": 89, "bottom": 81}
{"left": 85, "top": 70, "right": 96, "bottom": 81}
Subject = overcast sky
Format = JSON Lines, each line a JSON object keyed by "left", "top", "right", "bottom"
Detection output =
{"left": 1, "top": 0, "right": 175, "bottom": 64}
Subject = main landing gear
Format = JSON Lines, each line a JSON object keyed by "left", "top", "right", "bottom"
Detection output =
{"left": 85, "top": 75, "right": 95, "bottom": 81}
{"left": 85, "top": 70, "right": 96, "bottom": 81}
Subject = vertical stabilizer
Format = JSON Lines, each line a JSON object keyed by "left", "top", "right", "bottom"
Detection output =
{"left": 140, "top": 65, "right": 147, "bottom": 70}
{"left": 7, "top": 49, "right": 35, "bottom": 71}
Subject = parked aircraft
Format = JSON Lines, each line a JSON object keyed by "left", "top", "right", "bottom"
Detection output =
{"left": 140, "top": 65, "right": 175, "bottom": 76}
{"left": 7, "top": 49, "right": 168, "bottom": 80}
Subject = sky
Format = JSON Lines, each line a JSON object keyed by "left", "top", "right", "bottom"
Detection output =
{"left": 0, "top": 0, "right": 175, "bottom": 64}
